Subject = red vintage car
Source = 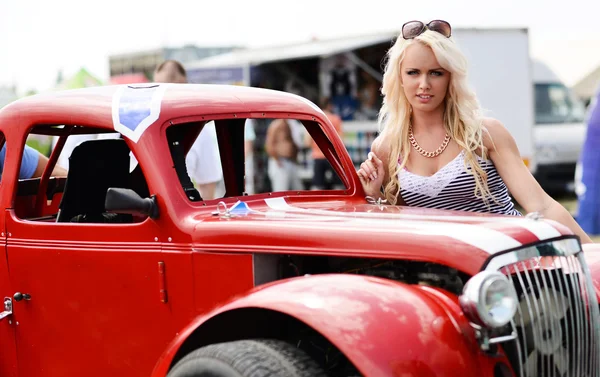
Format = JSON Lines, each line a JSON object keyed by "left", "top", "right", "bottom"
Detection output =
{"left": 0, "top": 84, "right": 598, "bottom": 377}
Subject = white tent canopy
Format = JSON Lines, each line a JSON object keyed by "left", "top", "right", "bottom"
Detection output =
{"left": 185, "top": 31, "right": 398, "bottom": 70}
{"left": 573, "top": 65, "right": 600, "bottom": 103}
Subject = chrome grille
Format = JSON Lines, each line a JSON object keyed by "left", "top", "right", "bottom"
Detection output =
{"left": 486, "top": 238, "right": 600, "bottom": 377}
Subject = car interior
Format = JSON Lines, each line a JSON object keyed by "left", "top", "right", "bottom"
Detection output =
{"left": 10, "top": 117, "right": 346, "bottom": 223}
{"left": 12, "top": 125, "right": 149, "bottom": 223}
{"left": 165, "top": 117, "right": 346, "bottom": 202}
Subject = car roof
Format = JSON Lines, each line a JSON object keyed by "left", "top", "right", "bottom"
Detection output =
{"left": 0, "top": 84, "right": 325, "bottom": 133}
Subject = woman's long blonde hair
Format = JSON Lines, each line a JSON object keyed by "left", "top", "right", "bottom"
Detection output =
{"left": 377, "top": 29, "right": 490, "bottom": 205}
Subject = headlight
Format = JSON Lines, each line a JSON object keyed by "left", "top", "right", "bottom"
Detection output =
{"left": 459, "top": 271, "right": 518, "bottom": 328}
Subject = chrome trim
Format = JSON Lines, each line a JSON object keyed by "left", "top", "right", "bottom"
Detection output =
{"left": 577, "top": 252, "right": 600, "bottom": 376}
{"left": 512, "top": 266, "right": 531, "bottom": 374}
{"left": 484, "top": 237, "right": 581, "bottom": 272}
{"left": 566, "top": 255, "right": 584, "bottom": 377}
{"left": 459, "top": 271, "right": 517, "bottom": 328}
{"left": 489, "top": 331, "right": 518, "bottom": 344}
{"left": 479, "top": 237, "right": 599, "bottom": 377}
{"left": 470, "top": 324, "right": 518, "bottom": 352}
{"left": 0, "top": 297, "right": 12, "bottom": 321}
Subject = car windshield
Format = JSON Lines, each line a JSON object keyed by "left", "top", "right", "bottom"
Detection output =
{"left": 166, "top": 117, "right": 348, "bottom": 202}
{"left": 535, "top": 83, "right": 586, "bottom": 125}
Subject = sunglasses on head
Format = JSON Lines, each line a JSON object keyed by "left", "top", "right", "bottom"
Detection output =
{"left": 402, "top": 20, "right": 452, "bottom": 39}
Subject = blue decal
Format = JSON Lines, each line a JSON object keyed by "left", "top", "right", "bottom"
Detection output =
{"left": 229, "top": 201, "right": 253, "bottom": 215}
{"left": 112, "top": 84, "right": 166, "bottom": 143}
{"left": 119, "top": 86, "right": 156, "bottom": 131}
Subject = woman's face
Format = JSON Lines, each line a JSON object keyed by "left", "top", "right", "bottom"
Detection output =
{"left": 400, "top": 42, "right": 450, "bottom": 113}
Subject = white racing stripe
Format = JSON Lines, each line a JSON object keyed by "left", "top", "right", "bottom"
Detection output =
{"left": 264, "top": 197, "right": 565, "bottom": 241}
{"left": 398, "top": 220, "right": 523, "bottom": 254}
{"left": 265, "top": 197, "right": 296, "bottom": 210}
{"left": 510, "top": 219, "right": 562, "bottom": 240}
{"left": 264, "top": 197, "right": 522, "bottom": 254}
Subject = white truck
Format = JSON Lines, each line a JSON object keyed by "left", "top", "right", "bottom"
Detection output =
{"left": 186, "top": 28, "right": 583, "bottom": 192}
{"left": 450, "top": 31, "right": 585, "bottom": 192}
{"left": 531, "top": 59, "right": 587, "bottom": 192}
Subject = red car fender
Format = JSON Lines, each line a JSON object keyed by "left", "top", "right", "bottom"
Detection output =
{"left": 583, "top": 243, "right": 600, "bottom": 296}
{"left": 152, "top": 274, "right": 506, "bottom": 377}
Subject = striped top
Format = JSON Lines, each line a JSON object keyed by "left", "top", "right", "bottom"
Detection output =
{"left": 399, "top": 150, "right": 521, "bottom": 216}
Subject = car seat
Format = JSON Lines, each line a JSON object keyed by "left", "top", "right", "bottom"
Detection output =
{"left": 56, "top": 138, "right": 132, "bottom": 223}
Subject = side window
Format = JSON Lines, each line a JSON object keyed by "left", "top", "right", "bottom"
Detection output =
{"left": 166, "top": 121, "right": 224, "bottom": 202}
{"left": 258, "top": 117, "right": 346, "bottom": 194}
{"left": 183, "top": 121, "right": 225, "bottom": 200}
{"left": 14, "top": 125, "right": 150, "bottom": 224}
{"left": 168, "top": 117, "right": 347, "bottom": 202}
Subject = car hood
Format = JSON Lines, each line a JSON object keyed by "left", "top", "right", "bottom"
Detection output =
{"left": 191, "top": 197, "right": 574, "bottom": 275}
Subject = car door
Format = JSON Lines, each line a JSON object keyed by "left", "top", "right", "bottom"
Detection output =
{"left": 3, "top": 136, "right": 194, "bottom": 377}
{"left": 5, "top": 218, "right": 178, "bottom": 377}
{"left": 0, "top": 232, "right": 18, "bottom": 377}
{"left": 0, "top": 131, "right": 18, "bottom": 377}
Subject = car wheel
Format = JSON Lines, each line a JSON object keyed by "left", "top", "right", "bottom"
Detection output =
{"left": 167, "top": 339, "right": 329, "bottom": 377}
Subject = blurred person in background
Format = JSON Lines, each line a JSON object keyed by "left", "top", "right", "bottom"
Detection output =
{"left": 154, "top": 60, "right": 224, "bottom": 200}
{"left": 244, "top": 119, "right": 256, "bottom": 194}
{"left": 326, "top": 55, "right": 359, "bottom": 120}
{"left": 357, "top": 70, "right": 381, "bottom": 120}
{"left": 575, "top": 86, "right": 600, "bottom": 234}
{"left": 265, "top": 118, "right": 303, "bottom": 191}
{"left": 357, "top": 19, "right": 592, "bottom": 243}
{"left": 306, "top": 97, "right": 344, "bottom": 190}
{"left": 1, "top": 144, "right": 67, "bottom": 179}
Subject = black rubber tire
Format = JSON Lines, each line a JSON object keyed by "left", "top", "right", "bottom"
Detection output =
{"left": 167, "top": 339, "right": 329, "bottom": 377}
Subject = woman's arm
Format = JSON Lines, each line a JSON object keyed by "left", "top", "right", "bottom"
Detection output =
{"left": 483, "top": 118, "right": 593, "bottom": 243}
{"left": 30, "top": 149, "right": 67, "bottom": 178}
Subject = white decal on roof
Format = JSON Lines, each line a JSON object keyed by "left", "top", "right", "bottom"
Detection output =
{"left": 111, "top": 84, "right": 167, "bottom": 142}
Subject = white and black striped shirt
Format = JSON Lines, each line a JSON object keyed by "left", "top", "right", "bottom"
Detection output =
{"left": 399, "top": 150, "right": 521, "bottom": 216}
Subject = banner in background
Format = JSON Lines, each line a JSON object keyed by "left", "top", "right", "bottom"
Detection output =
{"left": 577, "top": 88, "right": 600, "bottom": 234}
{"left": 187, "top": 67, "right": 247, "bottom": 85}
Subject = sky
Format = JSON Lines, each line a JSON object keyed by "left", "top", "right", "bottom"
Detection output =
{"left": 1, "top": 0, "right": 600, "bottom": 95}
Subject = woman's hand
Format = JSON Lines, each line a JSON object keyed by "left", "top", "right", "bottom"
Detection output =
{"left": 357, "top": 152, "right": 385, "bottom": 197}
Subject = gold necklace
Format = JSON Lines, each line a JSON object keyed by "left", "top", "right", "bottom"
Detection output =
{"left": 408, "top": 126, "right": 451, "bottom": 158}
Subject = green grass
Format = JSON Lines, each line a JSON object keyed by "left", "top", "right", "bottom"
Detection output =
{"left": 516, "top": 193, "right": 577, "bottom": 216}
{"left": 553, "top": 194, "right": 600, "bottom": 242}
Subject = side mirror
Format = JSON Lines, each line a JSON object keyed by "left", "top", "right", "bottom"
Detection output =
{"left": 105, "top": 188, "right": 159, "bottom": 219}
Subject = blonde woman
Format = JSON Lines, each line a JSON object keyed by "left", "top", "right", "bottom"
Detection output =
{"left": 357, "top": 20, "right": 593, "bottom": 243}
